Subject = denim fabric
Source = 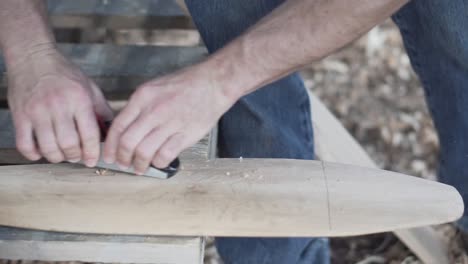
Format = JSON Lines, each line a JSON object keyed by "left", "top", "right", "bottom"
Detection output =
{"left": 184, "top": 0, "right": 468, "bottom": 262}
{"left": 185, "top": 0, "right": 329, "bottom": 263}
{"left": 392, "top": 0, "right": 468, "bottom": 231}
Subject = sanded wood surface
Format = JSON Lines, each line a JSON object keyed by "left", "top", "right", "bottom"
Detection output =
{"left": 309, "top": 91, "right": 454, "bottom": 263}
{"left": 0, "top": 159, "right": 462, "bottom": 237}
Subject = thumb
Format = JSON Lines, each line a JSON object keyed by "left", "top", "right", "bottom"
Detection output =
{"left": 90, "top": 82, "right": 114, "bottom": 121}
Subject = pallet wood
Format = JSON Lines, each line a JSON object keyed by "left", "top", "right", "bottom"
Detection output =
{"left": 309, "top": 91, "right": 454, "bottom": 264}
{"left": 0, "top": 44, "right": 206, "bottom": 100}
{"left": 47, "top": 0, "right": 195, "bottom": 29}
{"left": 0, "top": 159, "right": 461, "bottom": 237}
{"left": 0, "top": 109, "right": 210, "bottom": 163}
{"left": 0, "top": 227, "right": 204, "bottom": 263}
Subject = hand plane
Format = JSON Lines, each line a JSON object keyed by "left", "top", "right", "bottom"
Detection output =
{"left": 80, "top": 119, "right": 180, "bottom": 179}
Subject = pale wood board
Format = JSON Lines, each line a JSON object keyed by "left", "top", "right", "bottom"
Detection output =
{"left": 47, "top": 0, "right": 195, "bottom": 29}
{"left": 0, "top": 227, "right": 203, "bottom": 263}
{"left": 0, "top": 44, "right": 207, "bottom": 101}
{"left": 309, "top": 91, "right": 455, "bottom": 263}
{"left": 0, "top": 159, "right": 462, "bottom": 237}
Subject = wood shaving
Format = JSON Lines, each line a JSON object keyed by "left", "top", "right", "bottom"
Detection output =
{"left": 95, "top": 168, "right": 109, "bottom": 176}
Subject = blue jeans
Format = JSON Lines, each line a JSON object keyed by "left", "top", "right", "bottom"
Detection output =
{"left": 392, "top": 0, "right": 468, "bottom": 231}
{"left": 185, "top": 0, "right": 468, "bottom": 263}
{"left": 185, "top": 1, "right": 328, "bottom": 263}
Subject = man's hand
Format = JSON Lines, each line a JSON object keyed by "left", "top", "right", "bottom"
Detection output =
{"left": 103, "top": 65, "right": 235, "bottom": 174}
{"left": 102, "top": 0, "right": 409, "bottom": 175}
{"left": 7, "top": 47, "right": 113, "bottom": 166}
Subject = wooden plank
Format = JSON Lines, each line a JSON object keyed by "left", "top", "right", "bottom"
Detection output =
{"left": 0, "top": 159, "right": 461, "bottom": 237}
{"left": 0, "top": 227, "right": 203, "bottom": 263}
{"left": 0, "top": 44, "right": 207, "bottom": 100}
{"left": 47, "top": 0, "right": 195, "bottom": 29}
{"left": 309, "top": 91, "right": 452, "bottom": 264}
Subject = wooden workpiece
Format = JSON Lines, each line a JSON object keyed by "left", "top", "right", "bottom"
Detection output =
{"left": 0, "top": 159, "right": 462, "bottom": 237}
{"left": 309, "top": 91, "right": 456, "bottom": 263}
{"left": 0, "top": 110, "right": 211, "bottom": 263}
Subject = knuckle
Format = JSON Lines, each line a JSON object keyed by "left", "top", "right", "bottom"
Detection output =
{"left": 45, "top": 93, "right": 64, "bottom": 108}
{"left": 157, "top": 148, "right": 173, "bottom": 163}
{"left": 26, "top": 101, "right": 44, "bottom": 115}
{"left": 135, "top": 147, "right": 152, "bottom": 162}
{"left": 61, "top": 143, "right": 81, "bottom": 157}
{"left": 133, "top": 159, "right": 149, "bottom": 171}
{"left": 81, "top": 135, "right": 99, "bottom": 147}
{"left": 42, "top": 150, "right": 63, "bottom": 163}
{"left": 47, "top": 157, "right": 63, "bottom": 163}
{"left": 73, "top": 86, "right": 91, "bottom": 98}
{"left": 119, "top": 135, "right": 136, "bottom": 152}
{"left": 82, "top": 149, "right": 98, "bottom": 161}
{"left": 76, "top": 93, "right": 93, "bottom": 108}
{"left": 16, "top": 141, "right": 34, "bottom": 156}
{"left": 112, "top": 121, "right": 127, "bottom": 134}
{"left": 119, "top": 139, "right": 131, "bottom": 152}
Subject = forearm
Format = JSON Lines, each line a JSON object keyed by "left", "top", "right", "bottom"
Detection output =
{"left": 0, "top": 0, "right": 56, "bottom": 68}
{"left": 206, "top": 0, "right": 408, "bottom": 100}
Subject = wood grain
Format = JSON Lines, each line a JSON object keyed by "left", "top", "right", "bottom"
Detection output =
{"left": 0, "top": 44, "right": 207, "bottom": 101}
{"left": 0, "top": 159, "right": 462, "bottom": 237}
{"left": 47, "top": 0, "right": 195, "bottom": 29}
{"left": 0, "top": 227, "right": 203, "bottom": 263}
{"left": 309, "top": 91, "right": 454, "bottom": 263}
{"left": 0, "top": 110, "right": 210, "bottom": 263}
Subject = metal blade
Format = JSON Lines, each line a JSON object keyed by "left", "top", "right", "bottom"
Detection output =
{"left": 93, "top": 159, "right": 171, "bottom": 179}
{"left": 77, "top": 143, "right": 178, "bottom": 179}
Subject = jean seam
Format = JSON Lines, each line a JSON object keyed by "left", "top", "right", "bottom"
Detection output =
{"left": 394, "top": 11, "right": 447, "bottom": 181}
{"left": 394, "top": 12, "right": 434, "bottom": 108}
{"left": 300, "top": 97, "right": 315, "bottom": 158}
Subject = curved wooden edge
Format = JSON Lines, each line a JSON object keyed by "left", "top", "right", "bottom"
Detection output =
{"left": 0, "top": 159, "right": 462, "bottom": 238}
{"left": 308, "top": 90, "right": 454, "bottom": 264}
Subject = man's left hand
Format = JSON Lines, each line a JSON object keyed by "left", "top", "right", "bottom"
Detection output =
{"left": 103, "top": 65, "right": 235, "bottom": 175}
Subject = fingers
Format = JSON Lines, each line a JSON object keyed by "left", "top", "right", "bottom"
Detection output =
{"left": 153, "top": 132, "right": 192, "bottom": 168}
{"left": 75, "top": 106, "right": 101, "bottom": 167}
{"left": 103, "top": 105, "right": 140, "bottom": 164}
{"left": 133, "top": 127, "right": 173, "bottom": 175}
{"left": 32, "top": 116, "right": 64, "bottom": 163}
{"left": 115, "top": 112, "right": 164, "bottom": 169}
{"left": 53, "top": 112, "right": 81, "bottom": 162}
{"left": 14, "top": 118, "right": 41, "bottom": 161}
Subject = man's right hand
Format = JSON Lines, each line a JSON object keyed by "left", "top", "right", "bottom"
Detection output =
{"left": 7, "top": 46, "right": 113, "bottom": 166}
